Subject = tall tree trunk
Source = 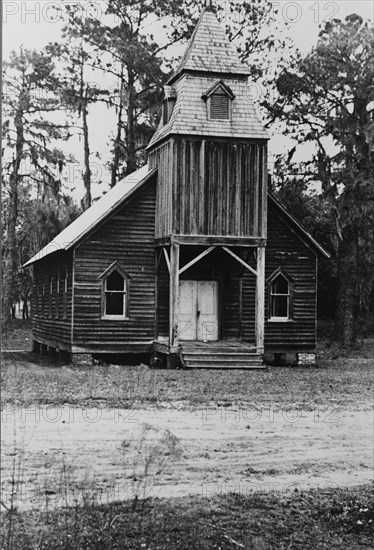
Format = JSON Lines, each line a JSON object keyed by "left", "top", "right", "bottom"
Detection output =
{"left": 334, "top": 225, "right": 358, "bottom": 347}
{"left": 22, "top": 297, "right": 29, "bottom": 320}
{"left": 126, "top": 67, "right": 137, "bottom": 176}
{"left": 3, "top": 108, "right": 23, "bottom": 325}
{"left": 82, "top": 91, "right": 91, "bottom": 210}
{"left": 111, "top": 65, "right": 125, "bottom": 188}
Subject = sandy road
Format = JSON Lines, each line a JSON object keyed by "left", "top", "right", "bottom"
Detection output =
{"left": 1, "top": 403, "right": 373, "bottom": 509}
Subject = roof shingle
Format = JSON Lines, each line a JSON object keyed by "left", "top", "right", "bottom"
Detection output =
{"left": 168, "top": 9, "right": 250, "bottom": 84}
{"left": 148, "top": 75, "right": 268, "bottom": 148}
{"left": 149, "top": 8, "right": 268, "bottom": 149}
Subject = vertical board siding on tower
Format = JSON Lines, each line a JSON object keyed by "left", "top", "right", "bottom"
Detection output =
{"left": 149, "top": 138, "right": 267, "bottom": 239}
{"left": 191, "top": 142, "right": 199, "bottom": 234}
{"left": 265, "top": 203, "right": 317, "bottom": 351}
{"left": 72, "top": 178, "right": 156, "bottom": 351}
{"left": 261, "top": 145, "right": 268, "bottom": 238}
{"left": 149, "top": 141, "right": 173, "bottom": 239}
{"left": 32, "top": 252, "right": 73, "bottom": 348}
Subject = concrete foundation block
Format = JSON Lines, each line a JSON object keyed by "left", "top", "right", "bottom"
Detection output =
{"left": 71, "top": 353, "right": 92, "bottom": 367}
{"left": 297, "top": 353, "right": 317, "bottom": 366}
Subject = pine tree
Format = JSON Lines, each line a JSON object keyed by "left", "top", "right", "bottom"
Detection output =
{"left": 268, "top": 15, "right": 374, "bottom": 345}
{"left": 2, "top": 49, "right": 73, "bottom": 324}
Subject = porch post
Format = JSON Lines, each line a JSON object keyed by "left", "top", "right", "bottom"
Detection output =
{"left": 169, "top": 243, "right": 180, "bottom": 350}
{"left": 255, "top": 246, "right": 265, "bottom": 354}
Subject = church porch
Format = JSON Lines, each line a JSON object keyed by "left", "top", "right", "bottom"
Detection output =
{"left": 155, "top": 242, "right": 266, "bottom": 369}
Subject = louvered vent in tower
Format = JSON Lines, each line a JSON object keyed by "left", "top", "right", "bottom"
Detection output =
{"left": 202, "top": 81, "right": 234, "bottom": 121}
{"left": 210, "top": 90, "right": 230, "bottom": 119}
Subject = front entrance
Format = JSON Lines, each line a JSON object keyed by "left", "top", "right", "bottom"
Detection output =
{"left": 179, "top": 280, "right": 219, "bottom": 341}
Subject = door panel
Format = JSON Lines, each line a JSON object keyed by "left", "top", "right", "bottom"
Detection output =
{"left": 179, "top": 281, "right": 197, "bottom": 340}
{"left": 197, "top": 281, "right": 219, "bottom": 341}
{"left": 178, "top": 280, "right": 219, "bottom": 341}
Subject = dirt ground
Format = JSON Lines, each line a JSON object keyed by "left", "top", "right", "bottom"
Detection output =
{"left": 2, "top": 402, "right": 373, "bottom": 510}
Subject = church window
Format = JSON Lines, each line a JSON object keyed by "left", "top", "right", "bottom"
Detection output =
{"left": 267, "top": 268, "right": 294, "bottom": 321}
{"left": 100, "top": 262, "right": 130, "bottom": 320}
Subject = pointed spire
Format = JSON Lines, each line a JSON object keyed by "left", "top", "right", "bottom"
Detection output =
{"left": 167, "top": 8, "right": 250, "bottom": 85}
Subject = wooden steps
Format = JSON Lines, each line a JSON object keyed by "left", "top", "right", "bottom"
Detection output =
{"left": 180, "top": 342, "right": 264, "bottom": 369}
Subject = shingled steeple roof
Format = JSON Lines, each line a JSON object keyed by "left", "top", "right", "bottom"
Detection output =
{"left": 167, "top": 7, "right": 250, "bottom": 85}
{"left": 148, "top": 5, "right": 268, "bottom": 149}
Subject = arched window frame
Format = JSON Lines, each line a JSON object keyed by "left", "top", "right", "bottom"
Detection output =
{"left": 267, "top": 267, "right": 294, "bottom": 322}
{"left": 99, "top": 262, "right": 131, "bottom": 320}
{"left": 202, "top": 80, "right": 235, "bottom": 121}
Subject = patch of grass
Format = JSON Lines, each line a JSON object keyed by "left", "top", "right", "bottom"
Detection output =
{"left": 1, "top": 320, "right": 32, "bottom": 351}
{"left": 2, "top": 321, "right": 373, "bottom": 409}
{"left": 1, "top": 484, "right": 373, "bottom": 549}
{"left": 2, "top": 346, "right": 373, "bottom": 410}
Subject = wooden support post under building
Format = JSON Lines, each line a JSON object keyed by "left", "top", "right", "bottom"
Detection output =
{"left": 255, "top": 246, "right": 265, "bottom": 354}
{"left": 169, "top": 243, "right": 180, "bottom": 351}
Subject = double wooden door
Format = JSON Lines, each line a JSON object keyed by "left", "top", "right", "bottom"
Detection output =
{"left": 178, "top": 280, "right": 219, "bottom": 341}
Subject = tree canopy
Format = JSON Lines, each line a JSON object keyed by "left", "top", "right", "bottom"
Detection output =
{"left": 269, "top": 14, "right": 374, "bottom": 344}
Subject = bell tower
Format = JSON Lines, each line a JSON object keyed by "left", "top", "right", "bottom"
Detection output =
{"left": 148, "top": 4, "right": 269, "bottom": 355}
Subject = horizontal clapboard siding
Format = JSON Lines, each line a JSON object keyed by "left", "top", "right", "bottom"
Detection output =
{"left": 72, "top": 177, "right": 157, "bottom": 352}
{"left": 149, "top": 138, "right": 267, "bottom": 240}
{"left": 156, "top": 256, "right": 170, "bottom": 339}
{"left": 32, "top": 252, "right": 73, "bottom": 348}
{"left": 265, "top": 202, "right": 317, "bottom": 352}
{"left": 241, "top": 269, "right": 256, "bottom": 344}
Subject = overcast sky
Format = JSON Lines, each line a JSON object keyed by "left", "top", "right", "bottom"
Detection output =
{"left": 3, "top": 1, "right": 373, "bottom": 56}
{"left": 3, "top": 0, "right": 374, "bottom": 199}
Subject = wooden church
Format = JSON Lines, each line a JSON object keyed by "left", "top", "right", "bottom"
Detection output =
{"left": 25, "top": 4, "right": 329, "bottom": 368}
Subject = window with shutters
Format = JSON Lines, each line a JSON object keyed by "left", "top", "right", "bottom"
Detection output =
{"left": 203, "top": 81, "right": 234, "bottom": 121}
{"left": 63, "top": 271, "right": 68, "bottom": 320}
{"left": 35, "top": 276, "right": 39, "bottom": 316}
{"left": 55, "top": 272, "right": 60, "bottom": 319}
{"left": 49, "top": 275, "right": 53, "bottom": 318}
{"left": 41, "top": 279, "right": 45, "bottom": 317}
{"left": 100, "top": 262, "right": 131, "bottom": 320}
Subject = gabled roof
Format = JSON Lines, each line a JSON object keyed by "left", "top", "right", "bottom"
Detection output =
{"left": 202, "top": 80, "right": 235, "bottom": 100}
{"left": 167, "top": 8, "right": 250, "bottom": 85}
{"left": 268, "top": 193, "right": 330, "bottom": 258}
{"left": 24, "top": 165, "right": 156, "bottom": 267}
{"left": 266, "top": 266, "right": 295, "bottom": 285}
